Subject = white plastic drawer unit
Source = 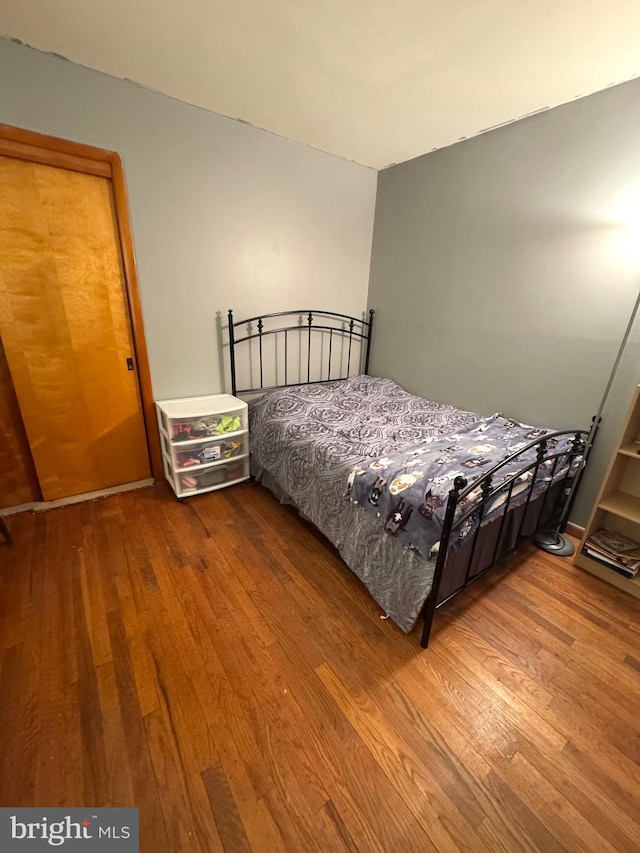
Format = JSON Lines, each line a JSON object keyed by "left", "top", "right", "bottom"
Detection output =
{"left": 156, "top": 393, "right": 250, "bottom": 499}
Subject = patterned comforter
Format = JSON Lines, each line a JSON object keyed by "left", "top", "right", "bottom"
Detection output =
{"left": 249, "top": 375, "right": 575, "bottom": 632}
{"left": 249, "top": 375, "right": 483, "bottom": 631}
{"left": 346, "top": 415, "right": 577, "bottom": 560}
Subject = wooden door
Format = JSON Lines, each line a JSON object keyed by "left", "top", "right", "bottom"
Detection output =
{"left": 0, "top": 156, "right": 151, "bottom": 500}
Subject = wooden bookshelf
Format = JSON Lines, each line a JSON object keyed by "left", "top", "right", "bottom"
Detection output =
{"left": 574, "top": 385, "right": 640, "bottom": 600}
{"left": 597, "top": 491, "right": 640, "bottom": 523}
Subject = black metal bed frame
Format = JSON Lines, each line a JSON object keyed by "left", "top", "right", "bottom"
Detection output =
{"left": 228, "top": 308, "right": 374, "bottom": 396}
{"left": 228, "top": 307, "right": 591, "bottom": 649}
{"left": 419, "top": 427, "right": 589, "bottom": 647}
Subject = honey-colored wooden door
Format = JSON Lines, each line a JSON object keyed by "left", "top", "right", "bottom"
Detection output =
{"left": 0, "top": 156, "right": 151, "bottom": 500}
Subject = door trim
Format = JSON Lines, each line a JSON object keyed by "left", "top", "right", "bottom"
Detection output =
{"left": 0, "top": 123, "right": 162, "bottom": 480}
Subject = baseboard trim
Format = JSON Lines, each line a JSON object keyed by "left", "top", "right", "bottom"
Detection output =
{"left": 0, "top": 479, "right": 154, "bottom": 516}
{"left": 565, "top": 521, "right": 584, "bottom": 539}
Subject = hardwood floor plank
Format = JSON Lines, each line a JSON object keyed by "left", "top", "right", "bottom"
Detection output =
{"left": 433, "top": 637, "right": 567, "bottom": 752}
{"left": 80, "top": 520, "right": 114, "bottom": 668}
{"left": 268, "top": 642, "right": 432, "bottom": 851}
{"left": 316, "top": 661, "right": 490, "bottom": 852}
{"left": 547, "top": 693, "right": 640, "bottom": 805}
{"left": 478, "top": 771, "right": 568, "bottom": 853}
{"left": 378, "top": 681, "right": 512, "bottom": 835}
{"left": 145, "top": 613, "right": 220, "bottom": 774}
{"left": 624, "top": 653, "right": 640, "bottom": 673}
{"left": 153, "top": 584, "right": 288, "bottom": 849}
{"left": 517, "top": 737, "right": 640, "bottom": 852}
{"left": 113, "top": 576, "right": 160, "bottom": 718}
{"left": 492, "top": 749, "right": 619, "bottom": 853}
{"left": 201, "top": 763, "right": 252, "bottom": 853}
{"left": 569, "top": 639, "right": 640, "bottom": 700}
{"left": 121, "top": 505, "right": 161, "bottom": 612}
{"left": 323, "top": 800, "right": 361, "bottom": 853}
{"left": 35, "top": 508, "right": 84, "bottom": 805}
{"left": 474, "top": 580, "right": 576, "bottom": 651}
{"left": 0, "top": 511, "right": 36, "bottom": 649}
{"left": 144, "top": 707, "right": 224, "bottom": 853}
{"left": 0, "top": 643, "right": 38, "bottom": 805}
{"left": 1, "top": 481, "right": 640, "bottom": 852}
{"left": 106, "top": 607, "right": 171, "bottom": 851}
{"left": 0, "top": 514, "right": 45, "bottom": 806}
{"left": 508, "top": 571, "right": 638, "bottom": 658}
{"left": 95, "top": 660, "right": 135, "bottom": 807}
{"left": 439, "top": 620, "right": 555, "bottom": 710}
{"left": 536, "top": 648, "right": 640, "bottom": 762}
{"left": 522, "top": 554, "right": 640, "bottom": 640}
{"left": 283, "top": 568, "right": 400, "bottom": 694}
{"left": 71, "top": 563, "right": 109, "bottom": 807}
{"left": 560, "top": 740, "right": 640, "bottom": 826}
{"left": 157, "top": 569, "right": 280, "bottom": 801}
{"left": 262, "top": 615, "right": 355, "bottom": 740}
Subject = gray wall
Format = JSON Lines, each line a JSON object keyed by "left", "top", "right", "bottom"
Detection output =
{"left": 368, "top": 79, "right": 640, "bottom": 525}
{"left": 0, "top": 37, "right": 376, "bottom": 399}
{"left": 4, "top": 36, "right": 640, "bottom": 525}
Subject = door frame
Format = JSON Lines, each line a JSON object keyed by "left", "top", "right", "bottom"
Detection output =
{"left": 0, "top": 123, "right": 162, "bottom": 480}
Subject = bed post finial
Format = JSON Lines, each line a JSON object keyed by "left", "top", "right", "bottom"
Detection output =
{"left": 228, "top": 309, "right": 237, "bottom": 396}
{"left": 536, "top": 439, "right": 548, "bottom": 463}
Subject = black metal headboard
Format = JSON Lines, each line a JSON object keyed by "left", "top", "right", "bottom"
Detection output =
{"left": 228, "top": 308, "right": 375, "bottom": 396}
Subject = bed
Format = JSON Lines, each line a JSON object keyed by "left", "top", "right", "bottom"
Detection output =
{"left": 228, "top": 308, "right": 590, "bottom": 647}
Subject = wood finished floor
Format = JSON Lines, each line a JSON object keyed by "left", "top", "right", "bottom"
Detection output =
{"left": 1, "top": 481, "right": 640, "bottom": 852}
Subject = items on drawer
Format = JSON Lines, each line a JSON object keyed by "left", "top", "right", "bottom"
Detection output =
{"left": 179, "top": 460, "right": 246, "bottom": 492}
{"left": 176, "top": 446, "right": 221, "bottom": 467}
{"left": 196, "top": 468, "right": 227, "bottom": 488}
{"left": 171, "top": 415, "right": 242, "bottom": 442}
{"left": 224, "top": 462, "right": 244, "bottom": 481}
{"left": 176, "top": 453, "right": 203, "bottom": 468}
{"left": 175, "top": 439, "right": 244, "bottom": 469}
{"left": 157, "top": 394, "right": 249, "bottom": 501}
{"left": 201, "top": 445, "right": 221, "bottom": 461}
{"left": 222, "top": 440, "right": 243, "bottom": 459}
{"left": 179, "top": 467, "right": 225, "bottom": 492}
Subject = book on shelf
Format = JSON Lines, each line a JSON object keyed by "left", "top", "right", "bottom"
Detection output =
{"left": 583, "top": 527, "right": 640, "bottom": 578}
{"left": 589, "top": 527, "right": 640, "bottom": 559}
{"left": 584, "top": 542, "right": 640, "bottom": 569}
{"left": 582, "top": 546, "right": 640, "bottom": 577}
{"left": 582, "top": 547, "right": 640, "bottom": 579}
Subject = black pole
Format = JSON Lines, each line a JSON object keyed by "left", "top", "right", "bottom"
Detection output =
{"left": 228, "top": 309, "right": 237, "bottom": 396}
{"left": 364, "top": 309, "right": 374, "bottom": 375}
{"left": 536, "top": 286, "right": 640, "bottom": 556}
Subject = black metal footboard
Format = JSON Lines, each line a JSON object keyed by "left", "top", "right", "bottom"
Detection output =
{"left": 420, "top": 427, "right": 590, "bottom": 647}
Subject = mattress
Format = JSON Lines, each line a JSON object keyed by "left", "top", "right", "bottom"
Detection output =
{"left": 249, "top": 375, "right": 483, "bottom": 631}
{"left": 249, "top": 374, "right": 576, "bottom": 632}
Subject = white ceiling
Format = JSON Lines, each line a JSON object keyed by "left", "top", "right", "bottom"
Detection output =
{"left": 2, "top": 1, "right": 640, "bottom": 169}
